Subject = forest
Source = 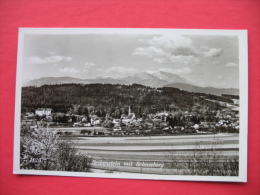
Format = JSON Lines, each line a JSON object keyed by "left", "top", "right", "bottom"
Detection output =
{"left": 21, "top": 83, "right": 233, "bottom": 117}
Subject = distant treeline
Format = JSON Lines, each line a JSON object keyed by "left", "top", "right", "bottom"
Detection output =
{"left": 21, "top": 83, "right": 231, "bottom": 117}
{"left": 222, "top": 94, "right": 239, "bottom": 100}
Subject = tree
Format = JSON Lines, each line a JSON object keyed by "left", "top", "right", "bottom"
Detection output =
{"left": 84, "top": 107, "right": 89, "bottom": 115}
{"left": 55, "top": 140, "right": 91, "bottom": 172}
{"left": 165, "top": 137, "right": 239, "bottom": 176}
{"left": 72, "top": 115, "right": 77, "bottom": 123}
{"left": 20, "top": 128, "right": 92, "bottom": 172}
{"left": 80, "top": 129, "right": 91, "bottom": 135}
{"left": 20, "top": 128, "right": 59, "bottom": 170}
{"left": 78, "top": 106, "right": 82, "bottom": 115}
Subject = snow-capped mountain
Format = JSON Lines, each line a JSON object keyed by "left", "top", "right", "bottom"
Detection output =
{"left": 23, "top": 71, "right": 190, "bottom": 88}
{"left": 22, "top": 71, "right": 238, "bottom": 96}
{"left": 151, "top": 71, "right": 191, "bottom": 84}
{"left": 119, "top": 72, "right": 156, "bottom": 80}
{"left": 118, "top": 71, "right": 190, "bottom": 88}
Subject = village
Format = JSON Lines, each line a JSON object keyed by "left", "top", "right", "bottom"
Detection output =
{"left": 21, "top": 101, "right": 240, "bottom": 137}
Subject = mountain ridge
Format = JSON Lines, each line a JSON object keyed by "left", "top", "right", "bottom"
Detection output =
{"left": 23, "top": 71, "right": 238, "bottom": 96}
{"left": 23, "top": 71, "right": 190, "bottom": 88}
{"left": 164, "top": 83, "right": 239, "bottom": 96}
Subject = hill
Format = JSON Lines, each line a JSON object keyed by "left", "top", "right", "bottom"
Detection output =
{"left": 164, "top": 83, "right": 239, "bottom": 96}
{"left": 21, "top": 83, "right": 232, "bottom": 117}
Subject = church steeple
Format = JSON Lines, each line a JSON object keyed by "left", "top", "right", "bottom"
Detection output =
{"left": 128, "top": 105, "right": 131, "bottom": 114}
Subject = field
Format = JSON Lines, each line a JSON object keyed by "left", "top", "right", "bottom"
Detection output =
{"left": 53, "top": 128, "right": 239, "bottom": 175}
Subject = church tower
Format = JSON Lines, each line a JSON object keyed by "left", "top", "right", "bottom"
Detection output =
{"left": 128, "top": 105, "right": 131, "bottom": 115}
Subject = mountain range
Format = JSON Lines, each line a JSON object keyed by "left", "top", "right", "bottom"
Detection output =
{"left": 23, "top": 71, "right": 190, "bottom": 87}
{"left": 23, "top": 71, "right": 238, "bottom": 96}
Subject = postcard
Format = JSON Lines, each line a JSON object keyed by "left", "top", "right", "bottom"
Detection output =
{"left": 14, "top": 28, "right": 248, "bottom": 182}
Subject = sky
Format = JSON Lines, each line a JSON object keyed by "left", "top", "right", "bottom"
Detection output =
{"left": 22, "top": 31, "right": 239, "bottom": 88}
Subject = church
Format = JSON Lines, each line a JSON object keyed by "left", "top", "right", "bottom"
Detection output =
{"left": 121, "top": 106, "right": 136, "bottom": 124}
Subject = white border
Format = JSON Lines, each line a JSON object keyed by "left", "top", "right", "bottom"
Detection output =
{"left": 14, "top": 28, "right": 248, "bottom": 182}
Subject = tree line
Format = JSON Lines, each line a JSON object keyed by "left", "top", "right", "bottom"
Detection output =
{"left": 21, "top": 83, "right": 228, "bottom": 117}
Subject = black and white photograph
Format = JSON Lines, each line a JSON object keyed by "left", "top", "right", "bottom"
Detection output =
{"left": 14, "top": 28, "right": 248, "bottom": 182}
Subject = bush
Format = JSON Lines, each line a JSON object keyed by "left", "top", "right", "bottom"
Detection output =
{"left": 20, "top": 128, "right": 92, "bottom": 172}
{"left": 80, "top": 129, "right": 91, "bottom": 135}
{"left": 55, "top": 140, "right": 91, "bottom": 172}
{"left": 65, "top": 131, "right": 72, "bottom": 136}
{"left": 57, "top": 131, "right": 63, "bottom": 135}
{"left": 165, "top": 137, "right": 239, "bottom": 176}
{"left": 20, "top": 128, "right": 59, "bottom": 170}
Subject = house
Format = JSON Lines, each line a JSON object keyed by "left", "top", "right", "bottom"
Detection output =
{"left": 25, "top": 112, "right": 34, "bottom": 117}
{"left": 35, "top": 108, "right": 52, "bottom": 116}
{"left": 155, "top": 112, "right": 169, "bottom": 121}
{"left": 113, "top": 123, "right": 122, "bottom": 131}
{"left": 91, "top": 118, "right": 101, "bottom": 125}
{"left": 112, "top": 119, "right": 121, "bottom": 124}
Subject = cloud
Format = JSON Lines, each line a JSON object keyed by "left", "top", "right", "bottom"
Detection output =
{"left": 159, "top": 67, "right": 192, "bottom": 75}
{"left": 29, "top": 55, "right": 72, "bottom": 64}
{"left": 133, "top": 46, "right": 169, "bottom": 64}
{"left": 59, "top": 67, "right": 79, "bottom": 74}
{"left": 225, "top": 62, "right": 238, "bottom": 68}
{"left": 203, "top": 48, "right": 223, "bottom": 57}
{"left": 169, "top": 55, "right": 200, "bottom": 65}
{"left": 85, "top": 62, "right": 96, "bottom": 68}
{"left": 98, "top": 66, "right": 137, "bottom": 74}
{"left": 148, "top": 35, "right": 200, "bottom": 57}
{"left": 148, "top": 34, "right": 194, "bottom": 50}
{"left": 154, "top": 58, "right": 166, "bottom": 63}
{"left": 133, "top": 46, "right": 165, "bottom": 58}
{"left": 133, "top": 34, "right": 222, "bottom": 65}
{"left": 133, "top": 46, "right": 200, "bottom": 65}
